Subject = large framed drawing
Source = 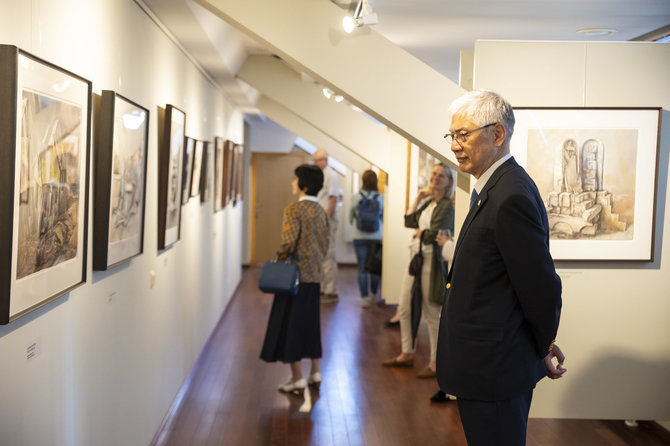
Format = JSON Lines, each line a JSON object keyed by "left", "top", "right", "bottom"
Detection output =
{"left": 158, "top": 105, "right": 185, "bottom": 250}
{"left": 93, "top": 91, "right": 149, "bottom": 270}
{"left": 181, "top": 137, "right": 195, "bottom": 204}
{"left": 213, "top": 137, "right": 224, "bottom": 211}
{"left": 511, "top": 107, "right": 661, "bottom": 261}
{"left": 0, "top": 45, "right": 91, "bottom": 324}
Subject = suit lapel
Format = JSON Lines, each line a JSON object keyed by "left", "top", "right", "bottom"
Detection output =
{"left": 447, "top": 158, "right": 519, "bottom": 280}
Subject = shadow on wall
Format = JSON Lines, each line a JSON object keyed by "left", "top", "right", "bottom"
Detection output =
{"left": 560, "top": 353, "right": 670, "bottom": 419}
{"left": 0, "top": 293, "right": 69, "bottom": 338}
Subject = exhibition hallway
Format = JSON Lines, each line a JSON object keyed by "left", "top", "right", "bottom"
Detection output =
{"left": 151, "top": 267, "right": 670, "bottom": 446}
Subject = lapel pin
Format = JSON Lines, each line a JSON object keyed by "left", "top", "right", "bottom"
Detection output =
{"left": 477, "top": 200, "right": 481, "bottom": 206}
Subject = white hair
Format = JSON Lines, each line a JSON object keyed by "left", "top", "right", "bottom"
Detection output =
{"left": 448, "top": 90, "right": 515, "bottom": 147}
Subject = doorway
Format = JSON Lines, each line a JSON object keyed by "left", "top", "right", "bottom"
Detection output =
{"left": 251, "top": 151, "right": 310, "bottom": 265}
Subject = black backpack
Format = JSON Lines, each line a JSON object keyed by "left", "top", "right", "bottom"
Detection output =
{"left": 356, "top": 191, "right": 380, "bottom": 232}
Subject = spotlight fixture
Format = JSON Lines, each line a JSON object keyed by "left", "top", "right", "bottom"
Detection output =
{"left": 576, "top": 28, "right": 617, "bottom": 36}
{"left": 334, "top": 95, "right": 344, "bottom": 103}
{"left": 322, "top": 87, "right": 333, "bottom": 99}
{"left": 342, "top": 0, "right": 378, "bottom": 34}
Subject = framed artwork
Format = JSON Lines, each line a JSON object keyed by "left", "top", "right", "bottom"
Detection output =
{"left": 233, "top": 143, "right": 245, "bottom": 205}
{"left": 213, "top": 137, "right": 225, "bottom": 212}
{"left": 200, "top": 142, "right": 212, "bottom": 203}
{"left": 157, "top": 104, "right": 185, "bottom": 250}
{"left": 223, "top": 139, "right": 235, "bottom": 208}
{"left": 228, "top": 143, "right": 240, "bottom": 206}
{"left": 181, "top": 137, "right": 195, "bottom": 204}
{"left": 190, "top": 140, "right": 204, "bottom": 198}
{"left": 0, "top": 45, "right": 91, "bottom": 324}
{"left": 511, "top": 107, "right": 662, "bottom": 261}
{"left": 93, "top": 91, "right": 149, "bottom": 271}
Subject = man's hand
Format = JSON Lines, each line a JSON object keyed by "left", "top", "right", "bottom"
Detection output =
{"left": 543, "top": 343, "right": 567, "bottom": 379}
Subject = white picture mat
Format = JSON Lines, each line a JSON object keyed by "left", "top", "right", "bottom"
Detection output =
{"left": 511, "top": 108, "right": 659, "bottom": 260}
{"left": 10, "top": 54, "right": 88, "bottom": 317}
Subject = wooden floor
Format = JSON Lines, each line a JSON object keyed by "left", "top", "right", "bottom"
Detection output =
{"left": 152, "top": 266, "right": 670, "bottom": 446}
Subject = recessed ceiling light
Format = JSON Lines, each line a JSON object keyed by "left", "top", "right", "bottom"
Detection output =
{"left": 576, "top": 28, "right": 617, "bottom": 36}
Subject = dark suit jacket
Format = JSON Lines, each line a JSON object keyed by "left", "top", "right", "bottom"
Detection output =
{"left": 436, "top": 157, "right": 562, "bottom": 401}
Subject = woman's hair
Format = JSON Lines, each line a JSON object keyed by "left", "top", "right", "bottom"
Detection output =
{"left": 435, "top": 162, "right": 455, "bottom": 198}
{"left": 294, "top": 164, "right": 324, "bottom": 196}
{"left": 361, "top": 169, "right": 378, "bottom": 192}
{"left": 448, "top": 90, "right": 515, "bottom": 148}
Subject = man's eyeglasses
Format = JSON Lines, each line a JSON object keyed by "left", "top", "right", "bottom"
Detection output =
{"left": 443, "top": 123, "right": 497, "bottom": 145}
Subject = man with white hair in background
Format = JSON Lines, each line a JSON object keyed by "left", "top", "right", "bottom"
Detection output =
{"left": 313, "top": 149, "right": 341, "bottom": 303}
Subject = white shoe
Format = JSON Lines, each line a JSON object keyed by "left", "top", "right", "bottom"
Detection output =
{"left": 307, "top": 372, "right": 322, "bottom": 387}
{"left": 360, "top": 297, "right": 371, "bottom": 308}
{"left": 278, "top": 378, "right": 307, "bottom": 394}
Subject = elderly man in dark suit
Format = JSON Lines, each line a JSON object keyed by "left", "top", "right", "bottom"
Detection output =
{"left": 436, "top": 90, "right": 567, "bottom": 446}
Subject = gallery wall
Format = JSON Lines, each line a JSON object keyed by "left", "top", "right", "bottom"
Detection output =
{"left": 474, "top": 40, "right": 670, "bottom": 420}
{"left": 0, "top": 0, "right": 244, "bottom": 445}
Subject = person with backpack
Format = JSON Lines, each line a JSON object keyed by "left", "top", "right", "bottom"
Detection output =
{"left": 349, "top": 169, "right": 384, "bottom": 308}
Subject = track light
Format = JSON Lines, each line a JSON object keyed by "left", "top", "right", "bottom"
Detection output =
{"left": 322, "top": 88, "right": 333, "bottom": 99}
{"left": 342, "top": 0, "right": 378, "bottom": 34}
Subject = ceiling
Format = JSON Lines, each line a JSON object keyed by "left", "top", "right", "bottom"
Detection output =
{"left": 141, "top": 0, "right": 670, "bottom": 113}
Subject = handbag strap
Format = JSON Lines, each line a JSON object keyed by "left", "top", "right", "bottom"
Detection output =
{"left": 273, "top": 204, "right": 305, "bottom": 263}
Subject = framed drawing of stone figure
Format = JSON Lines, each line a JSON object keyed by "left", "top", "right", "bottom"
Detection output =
{"left": 93, "top": 91, "right": 149, "bottom": 270}
{"left": 157, "top": 105, "right": 185, "bottom": 250}
{"left": 0, "top": 45, "right": 91, "bottom": 324}
{"left": 511, "top": 107, "right": 661, "bottom": 261}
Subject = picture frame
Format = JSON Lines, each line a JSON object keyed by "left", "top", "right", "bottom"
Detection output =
{"left": 181, "top": 137, "right": 195, "bottom": 205}
{"left": 190, "top": 140, "right": 204, "bottom": 198}
{"left": 93, "top": 91, "right": 149, "bottom": 271}
{"left": 233, "top": 143, "right": 245, "bottom": 205}
{"left": 510, "top": 107, "right": 662, "bottom": 261}
{"left": 213, "top": 137, "right": 225, "bottom": 212}
{"left": 222, "top": 139, "right": 235, "bottom": 209}
{"left": 200, "top": 142, "right": 212, "bottom": 203}
{"left": 157, "top": 104, "right": 186, "bottom": 250}
{"left": 0, "top": 45, "right": 91, "bottom": 324}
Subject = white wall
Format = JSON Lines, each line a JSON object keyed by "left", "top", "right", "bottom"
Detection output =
{"left": 0, "top": 1, "right": 244, "bottom": 445}
{"left": 247, "top": 116, "right": 297, "bottom": 154}
{"left": 474, "top": 40, "right": 670, "bottom": 420}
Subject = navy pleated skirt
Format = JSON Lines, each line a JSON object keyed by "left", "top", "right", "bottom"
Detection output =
{"left": 260, "top": 282, "right": 322, "bottom": 363}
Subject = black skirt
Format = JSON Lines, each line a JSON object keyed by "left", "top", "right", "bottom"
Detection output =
{"left": 260, "top": 282, "right": 322, "bottom": 363}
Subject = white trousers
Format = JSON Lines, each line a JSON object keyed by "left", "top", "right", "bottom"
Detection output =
{"left": 398, "top": 247, "right": 442, "bottom": 362}
{"left": 321, "top": 218, "right": 338, "bottom": 295}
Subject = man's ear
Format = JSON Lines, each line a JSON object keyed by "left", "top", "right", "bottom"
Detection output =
{"left": 493, "top": 122, "right": 507, "bottom": 147}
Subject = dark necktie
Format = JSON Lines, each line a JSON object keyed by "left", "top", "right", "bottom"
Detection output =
{"left": 470, "top": 189, "right": 479, "bottom": 209}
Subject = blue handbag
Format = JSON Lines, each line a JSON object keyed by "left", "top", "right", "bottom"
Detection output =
{"left": 258, "top": 255, "right": 300, "bottom": 295}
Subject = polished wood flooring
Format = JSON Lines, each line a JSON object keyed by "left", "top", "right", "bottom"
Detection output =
{"left": 152, "top": 266, "right": 670, "bottom": 446}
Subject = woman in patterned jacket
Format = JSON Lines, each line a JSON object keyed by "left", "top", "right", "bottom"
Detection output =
{"left": 260, "top": 164, "right": 330, "bottom": 393}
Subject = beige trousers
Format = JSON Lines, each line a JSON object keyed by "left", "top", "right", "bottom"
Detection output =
{"left": 398, "top": 246, "right": 442, "bottom": 362}
{"left": 321, "top": 217, "right": 338, "bottom": 295}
